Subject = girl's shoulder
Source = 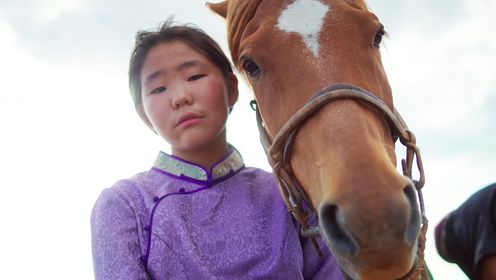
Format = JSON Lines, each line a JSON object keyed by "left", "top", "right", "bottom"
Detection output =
{"left": 102, "top": 171, "right": 149, "bottom": 199}
{"left": 106, "top": 167, "right": 174, "bottom": 197}
{"left": 92, "top": 170, "right": 160, "bottom": 216}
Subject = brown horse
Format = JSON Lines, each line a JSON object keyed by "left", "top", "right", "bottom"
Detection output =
{"left": 208, "top": 1, "right": 428, "bottom": 279}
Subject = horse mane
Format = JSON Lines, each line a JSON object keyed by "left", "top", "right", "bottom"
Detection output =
{"left": 224, "top": 0, "right": 370, "bottom": 67}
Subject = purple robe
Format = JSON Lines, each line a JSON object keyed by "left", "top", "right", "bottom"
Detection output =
{"left": 91, "top": 147, "right": 343, "bottom": 279}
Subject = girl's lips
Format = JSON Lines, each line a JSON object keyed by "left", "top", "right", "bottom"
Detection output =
{"left": 178, "top": 117, "right": 202, "bottom": 128}
{"left": 176, "top": 112, "right": 202, "bottom": 127}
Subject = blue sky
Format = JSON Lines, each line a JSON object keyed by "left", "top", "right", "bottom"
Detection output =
{"left": 0, "top": 0, "right": 494, "bottom": 279}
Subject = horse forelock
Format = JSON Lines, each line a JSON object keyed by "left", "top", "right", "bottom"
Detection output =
{"left": 225, "top": 0, "right": 264, "bottom": 66}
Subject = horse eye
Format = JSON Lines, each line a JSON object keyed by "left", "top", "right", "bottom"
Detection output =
{"left": 374, "top": 27, "right": 385, "bottom": 48}
{"left": 241, "top": 57, "right": 261, "bottom": 78}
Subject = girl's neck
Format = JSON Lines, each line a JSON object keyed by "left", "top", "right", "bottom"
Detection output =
{"left": 172, "top": 137, "right": 230, "bottom": 170}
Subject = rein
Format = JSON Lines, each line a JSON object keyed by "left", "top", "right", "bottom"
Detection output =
{"left": 250, "top": 83, "right": 429, "bottom": 280}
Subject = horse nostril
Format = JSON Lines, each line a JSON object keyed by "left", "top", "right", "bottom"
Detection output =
{"left": 319, "top": 203, "right": 358, "bottom": 256}
{"left": 403, "top": 184, "right": 421, "bottom": 245}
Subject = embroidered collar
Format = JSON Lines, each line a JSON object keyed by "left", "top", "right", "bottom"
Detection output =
{"left": 152, "top": 147, "right": 245, "bottom": 185}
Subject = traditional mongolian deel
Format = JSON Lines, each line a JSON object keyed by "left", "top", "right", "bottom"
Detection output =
{"left": 91, "top": 147, "right": 343, "bottom": 279}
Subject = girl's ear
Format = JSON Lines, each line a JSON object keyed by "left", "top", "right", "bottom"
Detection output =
{"left": 227, "top": 73, "right": 239, "bottom": 107}
{"left": 207, "top": 1, "right": 228, "bottom": 18}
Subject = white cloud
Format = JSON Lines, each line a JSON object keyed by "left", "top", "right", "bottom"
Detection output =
{"left": 0, "top": 20, "right": 51, "bottom": 106}
{"left": 34, "top": 0, "right": 91, "bottom": 23}
{"left": 0, "top": 20, "right": 17, "bottom": 46}
{"left": 382, "top": 0, "right": 495, "bottom": 132}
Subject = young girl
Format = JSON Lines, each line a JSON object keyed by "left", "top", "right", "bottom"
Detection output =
{"left": 91, "top": 21, "right": 343, "bottom": 280}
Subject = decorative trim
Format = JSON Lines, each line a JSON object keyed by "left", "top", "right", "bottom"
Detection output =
{"left": 152, "top": 146, "right": 245, "bottom": 185}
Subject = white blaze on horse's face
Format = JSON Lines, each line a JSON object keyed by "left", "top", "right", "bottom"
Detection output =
{"left": 276, "top": 0, "right": 330, "bottom": 57}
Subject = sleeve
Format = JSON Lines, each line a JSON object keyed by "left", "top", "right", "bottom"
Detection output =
{"left": 300, "top": 213, "right": 344, "bottom": 280}
{"left": 91, "top": 186, "right": 151, "bottom": 280}
{"left": 434, "top": 183, "right": 496, "bottom": 279}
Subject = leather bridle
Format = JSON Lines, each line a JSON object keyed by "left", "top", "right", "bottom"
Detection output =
{"left": 250, "top": 83, "right": 429, "bottom": 280}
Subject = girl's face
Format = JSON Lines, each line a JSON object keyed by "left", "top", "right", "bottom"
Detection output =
{"left": 140, "top": 41, "right": 238, "bottom": 158}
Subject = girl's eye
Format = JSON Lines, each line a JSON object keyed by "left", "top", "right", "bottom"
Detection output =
{"left": 150, "top": 86, "right": 166, "bottom": 94}
{"left": 188, "top": 74, "right": 206, "bottom": 81}
{"left": 374, "top": 25, "right": 385, "bottom": 48}
{"left": 240, "top": 57, "right": 261, "bottom": 78}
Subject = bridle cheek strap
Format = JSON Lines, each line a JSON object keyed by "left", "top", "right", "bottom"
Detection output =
{"left": 252, "top": 83, "right": 428, "bottom": 279}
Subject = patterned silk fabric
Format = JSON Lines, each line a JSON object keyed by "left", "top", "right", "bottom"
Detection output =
{"left": 91, "top": 148, "right": 344, "bottom": 279}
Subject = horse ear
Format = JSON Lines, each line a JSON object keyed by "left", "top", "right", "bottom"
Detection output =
{"left": 206, "top": 1, "right": 228, "bottom": 18}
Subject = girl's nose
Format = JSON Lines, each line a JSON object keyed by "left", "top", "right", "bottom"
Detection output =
{"left": 172, "top": 86, "right": 193, "bottom": 108}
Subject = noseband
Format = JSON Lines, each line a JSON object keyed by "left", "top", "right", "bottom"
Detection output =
{"left": 250, "top": 83, "right": 429, "bottom": 280}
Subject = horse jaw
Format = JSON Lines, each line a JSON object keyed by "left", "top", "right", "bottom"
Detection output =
{"left": 207, "top": 1, "right": 228, "bottom": 18}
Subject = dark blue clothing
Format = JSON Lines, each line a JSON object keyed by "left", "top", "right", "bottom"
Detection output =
{"left": 435, "top": 183, "right": 496, "bottom": 279}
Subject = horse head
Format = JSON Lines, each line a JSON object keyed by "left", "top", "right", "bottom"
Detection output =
{"left": 209, "top": 1, "right": 427, "bottom": 279}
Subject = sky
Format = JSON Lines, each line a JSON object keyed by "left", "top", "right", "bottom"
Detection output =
{"left": 0, "top": 0, "right": 494, "bottom": 279}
